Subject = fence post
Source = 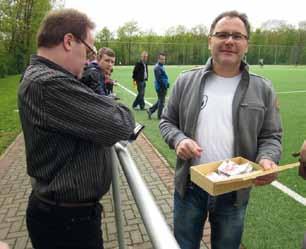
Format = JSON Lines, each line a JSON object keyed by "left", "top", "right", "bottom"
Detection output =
{"left": 110, "top": 147, "right": 126, "bottom": 249}
{"left": 114, "top": 143, "right": 180, "bottom": 249}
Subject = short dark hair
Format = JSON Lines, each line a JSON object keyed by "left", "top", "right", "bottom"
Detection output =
{"left": 158, "top": 52, "right": 166, "bottom": 58}
{"left": 209, "top": 10, "right": 250, "bottom": 38}
{"left": 97, "top": 47, "right": 115, "bottom": 61}
{"left": 37, "top": 9, "right": 95, "bottom": 48}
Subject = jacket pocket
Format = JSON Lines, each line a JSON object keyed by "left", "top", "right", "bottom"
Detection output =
{"left": 239, "top": 102, "right": 266, "bottom": 135}
{"left": 240, "top": 102, "right": 266, "bottom": 111}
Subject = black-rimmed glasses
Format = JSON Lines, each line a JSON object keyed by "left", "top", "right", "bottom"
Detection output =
{"left": 73, "top": 34, "right": 97, "bottom": 58}
{"left": 211, "top": 32, "right": 249, "bottom": 41}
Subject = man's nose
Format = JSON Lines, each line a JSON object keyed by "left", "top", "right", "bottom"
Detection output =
{"left": 224, "top": 36, "right": 234, "bottom": 42}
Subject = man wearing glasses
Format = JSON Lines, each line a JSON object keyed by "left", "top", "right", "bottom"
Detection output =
{"left": 160, "top": 11, "right": 282, "bottom": 249}
{"left": 18, "top": 9, "right": 135, "bottom": 249}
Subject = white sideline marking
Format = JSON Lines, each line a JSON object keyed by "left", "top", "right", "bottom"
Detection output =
{"left": 277, "top": 90, "right": 306, "bottom": 94}
{"left": 117, "top": 82, "right": 306, "bottom": 206}
{"left": 272, "top": 181, "right": 306, "bottom": 206}
{"left": 117, "top": 83, "right": 153, "bottom": 107}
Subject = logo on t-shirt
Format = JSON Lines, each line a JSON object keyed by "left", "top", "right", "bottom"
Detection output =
{"left": 201, "top": 95, "right": 208, "bottom": 109}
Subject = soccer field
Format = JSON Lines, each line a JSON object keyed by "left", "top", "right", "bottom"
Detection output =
{"left": 112, "top": 65, "right": 306, "bottom": 249}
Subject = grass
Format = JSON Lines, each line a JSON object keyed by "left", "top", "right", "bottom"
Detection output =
{"left": 1, "top": 65, "right": 306, "bottom": 248}
{"left": 0, "top": 75, "right": 21, "bottom": 154}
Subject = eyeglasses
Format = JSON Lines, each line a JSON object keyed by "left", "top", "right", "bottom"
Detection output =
{"left": 211, "top": 32, "right": 248, "bottom": 41}
{"left": 72, "top": 34, "right": 97, "bottom": 58}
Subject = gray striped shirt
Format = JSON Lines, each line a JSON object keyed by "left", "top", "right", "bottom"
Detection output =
{"left": 18, "top": 55, "right": 135, "bottom": 202}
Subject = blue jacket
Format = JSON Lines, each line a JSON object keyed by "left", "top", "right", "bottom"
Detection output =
{"left": 154, "top": 62, "right": 169, "bottom": 92}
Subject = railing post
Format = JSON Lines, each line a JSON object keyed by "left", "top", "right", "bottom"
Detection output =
{"left": 114, "top": 142, "right": 180, "bottom": 249}
{"left": 110, "top": 147, "right": 126, "bottom": 249}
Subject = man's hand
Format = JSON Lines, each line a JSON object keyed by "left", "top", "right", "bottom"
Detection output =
{"left": 299, "top": 140, "right": 306, "bottom": 179}
{"left": 0, "top": 241, "right": 10, "bottom": 249}
{"left": 254, "top": 158, "right": 278, "bottom": 186}
{"left": 300, "top": 140, "right": 306, "bottom": 162}
{"left": 175, "top": 138, "right": 203, "bottom": 160}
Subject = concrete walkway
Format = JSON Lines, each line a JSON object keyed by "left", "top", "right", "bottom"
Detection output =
{"left": 0, "top": 133, "right": 210, "bottom": 249}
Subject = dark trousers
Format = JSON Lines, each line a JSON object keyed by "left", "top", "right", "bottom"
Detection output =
{"left": 26, "top": 192, "right": 103, "bottom": 249}
{"left": 149, "top": 88, "right": 167, "bottom": 119}
{"left": 105, "top": 84, "right": 113, "bottom": 95}
{"left": 132, "top": 80, "right": 146, "bottom": 109}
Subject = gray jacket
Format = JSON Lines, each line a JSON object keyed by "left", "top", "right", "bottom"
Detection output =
{"left": 159, "top": 59, "right": 282, "bottom": 203}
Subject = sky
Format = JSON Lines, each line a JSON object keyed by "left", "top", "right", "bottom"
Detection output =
{"left": 64, "top": 0, "right": 305, "bottom": 35}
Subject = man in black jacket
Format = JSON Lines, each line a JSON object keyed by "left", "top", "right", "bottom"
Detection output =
{"left": 132, "top": 51, "right": 148, "bottom": 110}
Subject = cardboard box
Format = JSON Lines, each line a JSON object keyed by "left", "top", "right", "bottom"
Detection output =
{"left": 190, "top": 157, "right": 299, "bottom": 196}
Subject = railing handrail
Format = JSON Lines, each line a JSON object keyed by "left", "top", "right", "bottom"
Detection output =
{"left": 112, "top": 142, "right": 180, "bottom": 249}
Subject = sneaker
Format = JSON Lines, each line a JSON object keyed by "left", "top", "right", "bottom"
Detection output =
{"left": 146, "top": 109, "right": 152, "bottom": 119}
{"left": 140, "top": 107, "right": 147, "bottom": 110}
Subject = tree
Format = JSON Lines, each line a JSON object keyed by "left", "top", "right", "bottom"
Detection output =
{"left": 117, "top": 20, "right": 140, "bottom": 39}
{"left": 0, "top": 0, "right": 63, "bottom": 77}
{"left": 190, "top": 24, "right": 208, "bottom": 37}
{"left": 261, "top": 20, "right": 294, "bottom": 31}
{"left": 95, "top": 26, "right": 113, "bottom": 48}
{"left": 298, "top": 21, "right": 306, "bottom": 30}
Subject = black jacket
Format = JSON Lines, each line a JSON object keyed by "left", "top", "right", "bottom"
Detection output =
{"left": 132, "top": 61, "right": 148, "bottom": 82}
{"left": 81, "top": 62, "right": 105, "bottom": 95}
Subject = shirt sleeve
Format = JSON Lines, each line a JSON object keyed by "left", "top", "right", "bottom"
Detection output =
{"left": 44, "top": 76, "right": 135, "bottom": 146}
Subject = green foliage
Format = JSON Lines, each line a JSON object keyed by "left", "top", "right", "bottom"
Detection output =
{"left": 0, "top": 0, "right": 62, "bottom": 78}
{"left": 0, "top": 75, "right": 21, "bottom": 154}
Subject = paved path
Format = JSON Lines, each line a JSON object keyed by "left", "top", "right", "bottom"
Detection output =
{"left": 0, "top": 134, "right": 210, "bottom": 249}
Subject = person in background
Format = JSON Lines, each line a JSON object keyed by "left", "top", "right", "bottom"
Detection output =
{"left": 132, "top": 51, "right": 149, "bottom": 110}
{"left": 159, "top": 10, "right": 282, "bottom": 249}
{"left": 296, "top": 140, "right": 306, "bottom": 248}
{"left": 18, "top": 9, "right": 135, "bottom": 249}
{"left": 298, "top": 140, "right": 306, "bottom": 179}
{"left": 82, "top": 47, "right": 115, "bottom": 96}
{"left": 104, "top": 68, "right": 115, "bottom": 95}
{"left": 147, "top": 52, "right": 169, "bottom": 119}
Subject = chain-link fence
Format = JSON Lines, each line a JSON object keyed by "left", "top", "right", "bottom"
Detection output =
{"left": 98, "top": 41, "right": 306, "bottom": 66}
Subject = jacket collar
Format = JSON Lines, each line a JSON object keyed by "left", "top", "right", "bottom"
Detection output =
{"left": 30, "top": 55, "right": 77, "bottom": 78}
{"left": 204, "top": 57, "right": 249, "bottom": 75}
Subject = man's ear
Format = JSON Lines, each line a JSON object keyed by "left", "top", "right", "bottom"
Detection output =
{"left": 244, "top": 43, "right": 248, "bottom": 54}
{"left": 208, "top": 36, "right": 212, "bottom": 51}
{"left": 63, "top": 33, "right": 74, "bottom": 52}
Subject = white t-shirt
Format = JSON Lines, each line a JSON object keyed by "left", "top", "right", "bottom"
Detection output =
{"left": 192, "top": 73, "right": 241, "bottom": 165}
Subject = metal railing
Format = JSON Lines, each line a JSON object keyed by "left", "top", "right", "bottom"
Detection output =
{"left": 111, "top": 142, "right": 180, "bottom": 249}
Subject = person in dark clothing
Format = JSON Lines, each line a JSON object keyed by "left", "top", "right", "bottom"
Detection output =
{"left": 18, "top": 9, "right": 135, "bottom": 249}
{"left": 82, "top": 60, "right": 105, "bottom": 95}
{"left": 132, "top": 51, "right": 148, "bottom": 110}
{"left": 81, "top": 47, "right": 115, "bottom": 96}
{"left": 297, "top": 140, "right": 306, "bottom": 248}
{"left": 298, "top": 140, "right": 306, "bottom": 179}
{"left": 147, "top": 52, "right": 169, "bottom": 119}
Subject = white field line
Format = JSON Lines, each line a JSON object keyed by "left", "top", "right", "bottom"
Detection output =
{"left": 117, "top": 82, "right": 306, "bottom": 206}
{"left": 117, "top": 82, "right": 154, "bottom": 107}
{"left": 277, "top": 90, "right": 306, "bottom": 94}
{"left": 272, "top": 181, "right": 306, "bottom": 205}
